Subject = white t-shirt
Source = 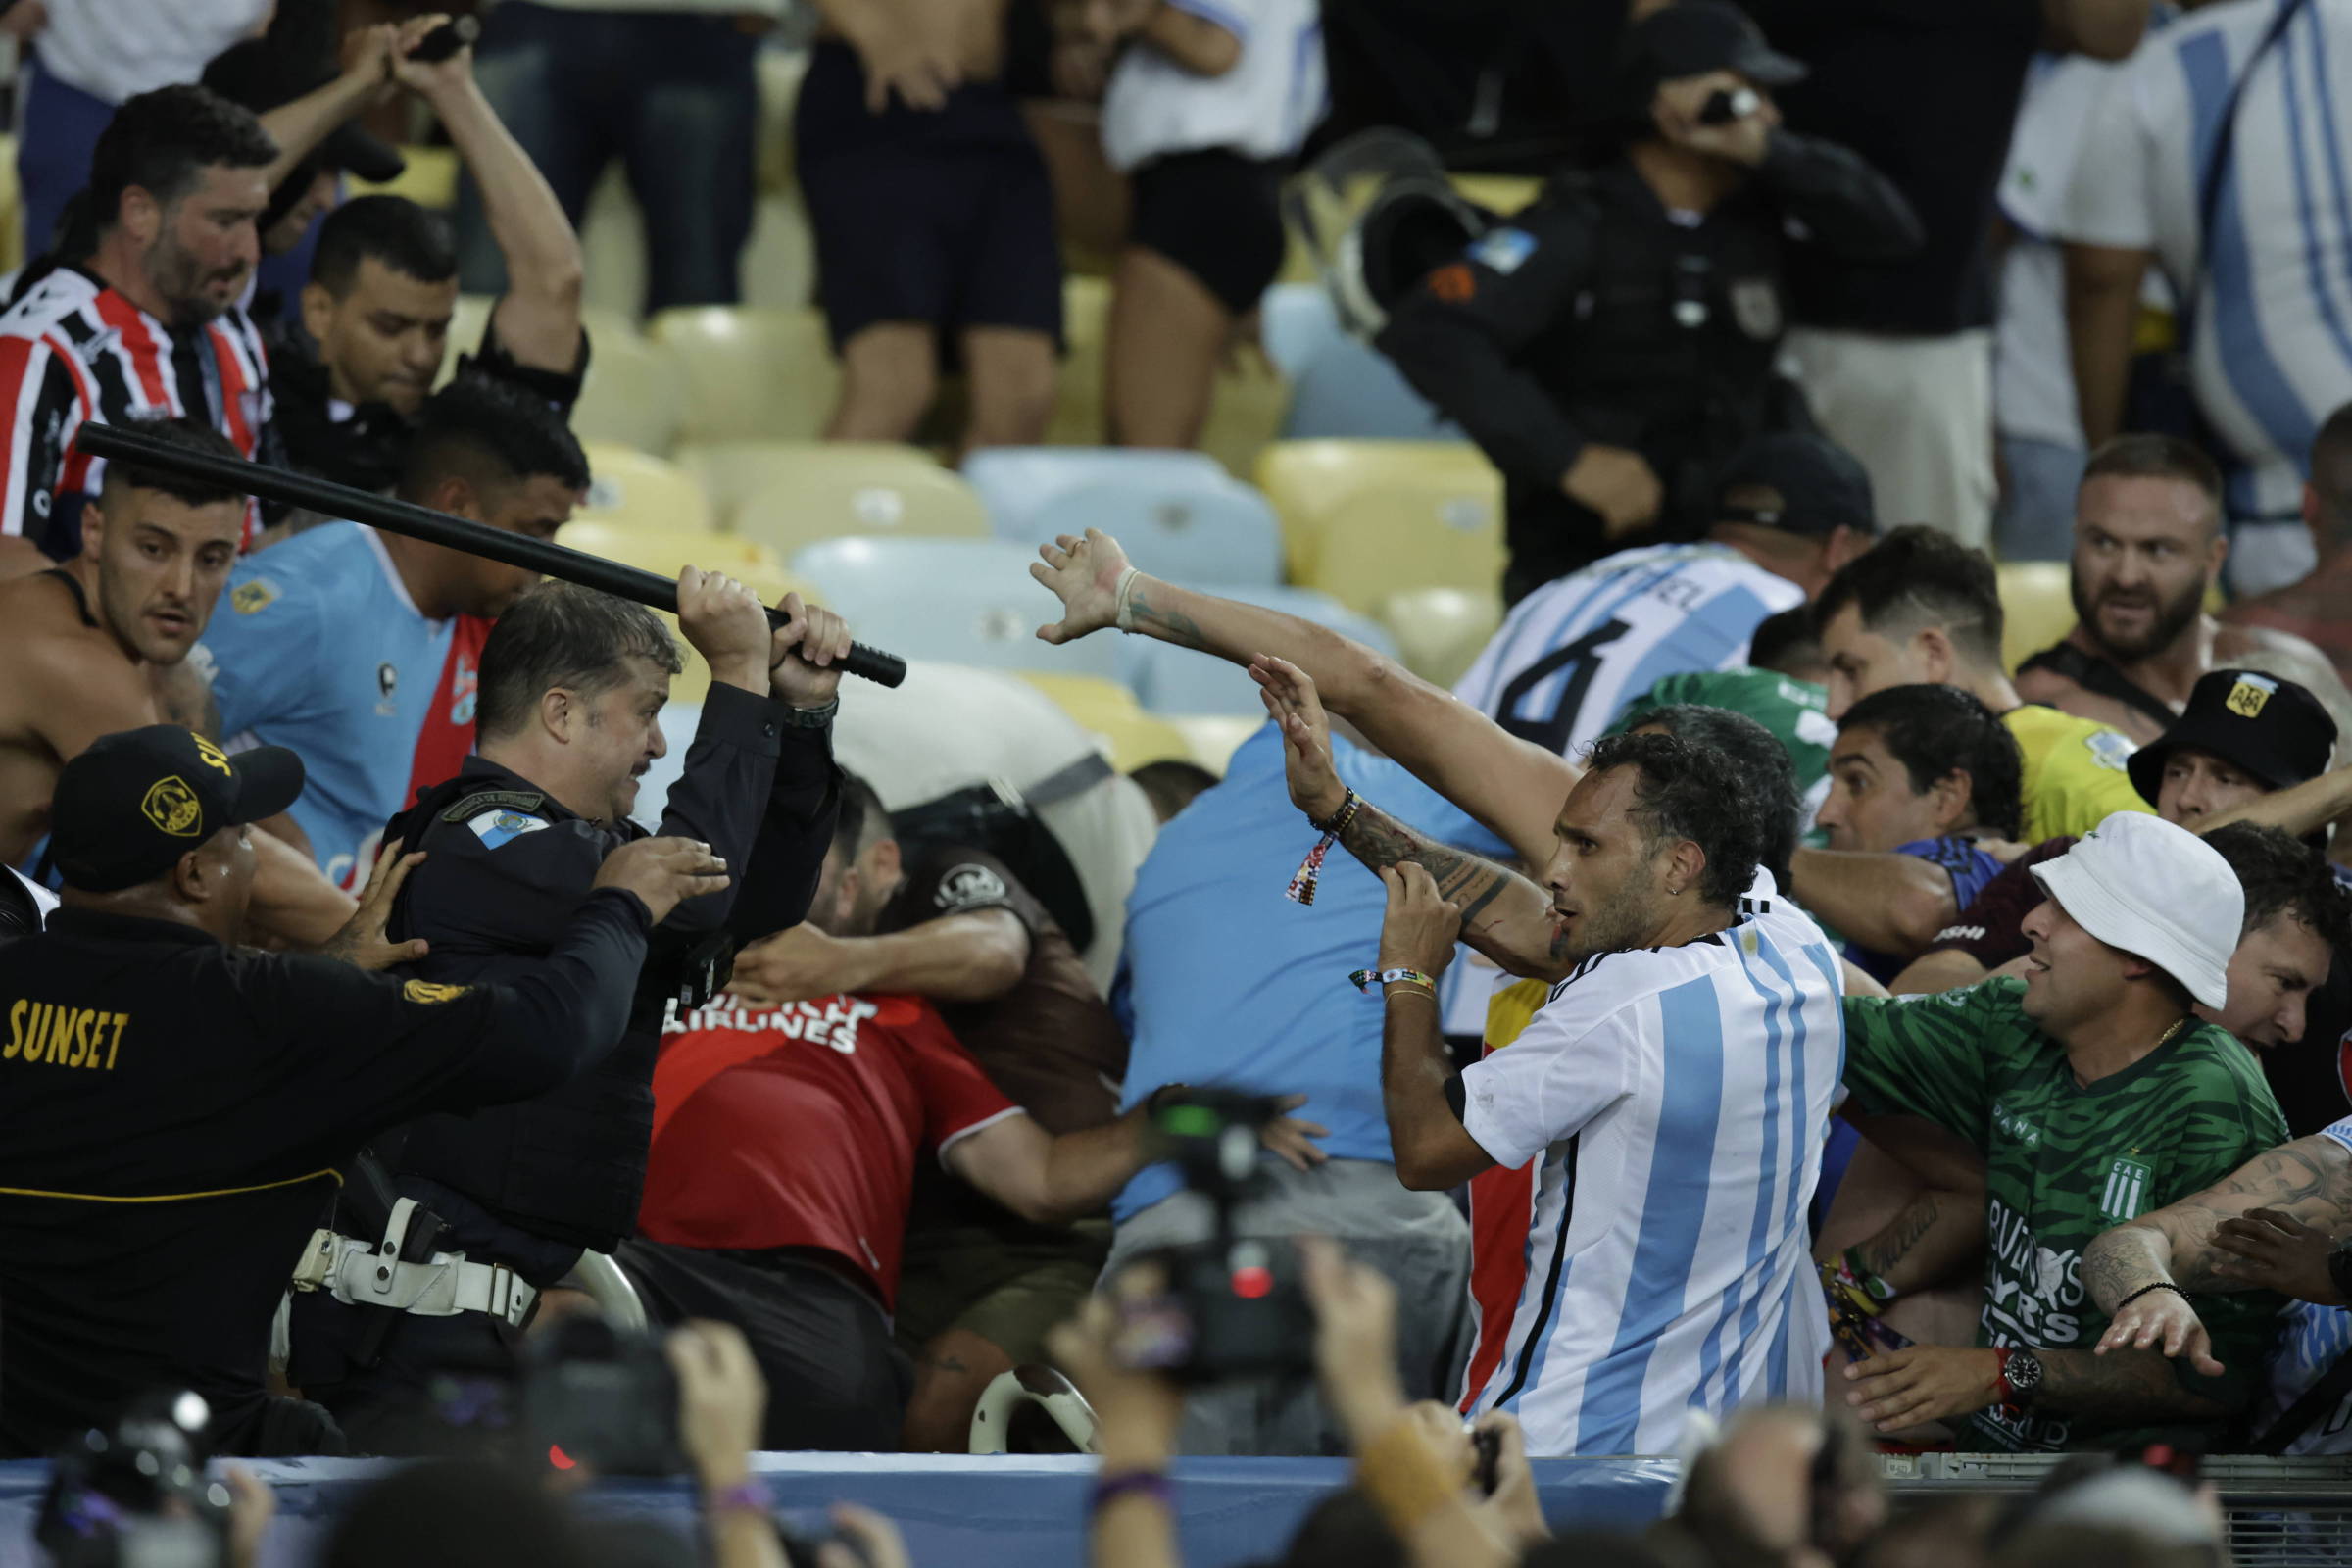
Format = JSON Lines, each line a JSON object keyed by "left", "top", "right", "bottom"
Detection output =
{"left": 2060, "top": 0, "right": 2352, "bottom": 521}
{"left": 1453, "top": 874, "right": 1841, "bottom": 1456}
{"left": 1101, "top": 0, "right": 1327, "bottom": 172}
{"left": 33, "top": 0, "right": 270, "bottom": 105}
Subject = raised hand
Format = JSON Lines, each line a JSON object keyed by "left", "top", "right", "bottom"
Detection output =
{"left": 1250, "top": 654, "right": 1347, "bottom": 822}
{"left": 675, "top": 567, "right": 773, "bottom": 694}
{"left": 1031, "top": 529, "right": 1136, "bottom": 646}
{"left": 766, "top": 590, "right": 854, "bottom": 710}
{"left": 593, "top": 837, "right": 732, "bottom": 924}
{"left": 317, "top": 838, "right": 429, "bottom": 970}
{"left": 1378, "top": 863, "right": 1464, "bottom": 979}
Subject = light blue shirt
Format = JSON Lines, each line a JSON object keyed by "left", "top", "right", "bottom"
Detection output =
{"left": 1111, "top": 724, "right": 1459, "bottom": 1220}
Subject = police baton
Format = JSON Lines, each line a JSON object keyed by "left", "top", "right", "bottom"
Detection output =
{"left": 75, "top": 422, "right": 908, "bottom": 688}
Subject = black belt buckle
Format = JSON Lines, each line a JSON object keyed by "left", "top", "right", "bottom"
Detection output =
{"left": 675, "top": 932, "right": 734, "bottom": 1012}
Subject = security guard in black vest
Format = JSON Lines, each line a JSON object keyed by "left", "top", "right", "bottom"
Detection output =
{"left": 289, "top": 570, "right": 849, "bottom": 1448}
{"left": 1373, "top": 1, "right": 1923, "bottom": 604}
{"left": 0, "top": 725, "right": 731, "bottom": 1458}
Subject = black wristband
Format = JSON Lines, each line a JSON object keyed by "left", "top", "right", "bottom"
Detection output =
{"left": 2117, "top": 1281, "right": 2192, "bottom": 1310}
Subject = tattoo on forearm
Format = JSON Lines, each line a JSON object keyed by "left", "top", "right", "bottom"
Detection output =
{"left": 1123, "top": 583, "right": 1207, "bottom": 651}
{"left": 1857, "top": 1193, "right": 1939, "bottom": 1278}
{"left": 1342, "top": 800, "right": 1530, "bottom": 933}
{"left": 2039, "top": 1348, "right": 2227, "bottom": 1422}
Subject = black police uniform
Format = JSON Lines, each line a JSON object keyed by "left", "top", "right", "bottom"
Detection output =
{"left": 1376, "top": 132, "right": 1921, "bottom": 603}
{"left": 290, "top": 681, "right": 838, "bottom": 1438}
{"left": 0, "top": 751, "right": 659, "bottom": 1459}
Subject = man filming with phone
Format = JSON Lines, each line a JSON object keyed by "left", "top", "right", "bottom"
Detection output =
{"left": 1374, "top": 1, "right": 1921, "bottom": 600}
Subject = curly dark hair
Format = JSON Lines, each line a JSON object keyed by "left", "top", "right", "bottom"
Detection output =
{"left": 2202, "top": 822, "right": 2352, "bottom": 949}
{"left": 1630, "top": 704, "right": 1801, "bottom": 891}
{"left": 1838, "top": 683, "right": 2026, "bottom": 841}
{"left": 88, "top": 84, "right": 275, "bottom": 232}
{"left": 1582, "top": 730, "right": 1765, "bottom": 907}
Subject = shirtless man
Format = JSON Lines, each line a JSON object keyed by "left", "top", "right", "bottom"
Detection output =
{"left": 2015, "top": 434, "right": 2351, "bottom": 746}
{"left": 0, "top": 416, "right": 352, "bottom": 943}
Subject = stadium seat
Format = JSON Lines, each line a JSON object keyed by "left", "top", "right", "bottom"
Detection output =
{"left": 1120, "top": 584, "right": 1398, "bottom": 716}
{"left": 966, "top": 449, "right": 1283, "bottom": 587}
{"left": 348, "top": 144, "right": 459, "bottom": 209}
{"left": 1377, "top": 585, "right": 1504, "bottom": 689}
{"left": 1045, "top": 277, "right": 1113, "bottom": 447}
{"left": 707, "top": 444, "right": 992, "bottom": 556}
{"left": 1161, "top": 713, "right": 1264, "bottom": 775}
{"left": 649, "top": 306, "right": 840, "bottom": 444}
{"left": 577, "top": 444, "right": 715, "bottom": 533}
{"left": 554, "top": 523, "right": 800, "bottom": 706}
{"left": 1253, "top": 440, "right": 1504, "bottom": 609}
{"left": 0, "top": 135, "right": 19, "bottom": 275}
{"left": 571, "top": 330, "right": 689, "bottom": 454}
{"left": 1014, "top": 673, "right": 1195, "bottom": 772}
{"left": 1998, "top": 562, "right": 2077, "bottom": 673}
{"left": 1450, "top": 173, "right": 1542, "bottom": 218}
{"left": 791, "top": 537, "right": 1119, "bottom": 681}
{"left": 1260, "top": 284, "right": 1458, "bottom": 442}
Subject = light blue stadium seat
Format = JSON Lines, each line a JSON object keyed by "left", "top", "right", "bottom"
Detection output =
{"left": 963, "top": 447, "right": 1227, "bottom": 523}
{"left": 1260, "top": 285, "right": 1459, "bottom": 442}
{"left": 1121, "top": 584, "right": 1400, "bottom": 716}
{"left": 790, "top": 537, "right": 1119, "bottom": 681}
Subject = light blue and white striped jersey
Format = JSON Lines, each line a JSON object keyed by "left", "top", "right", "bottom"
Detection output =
{"left": 2065, "top": 0, "right": 2352, "bottom": 526}
{"left": 2258, "top": 1115, "right": 2352, "bottom": 1453}
{"left": 1454, "top": 876, "right": 1842, "bottom": 1456}
{"left": 1453, "top": 542, "right": 1805, "bottom": 772}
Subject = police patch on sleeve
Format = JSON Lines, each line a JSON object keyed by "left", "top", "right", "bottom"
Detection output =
{"left": 469, "top": 809, "right": 551, "bottom": 850}
{"left": 1469, "top": 226, "right": 1537, "bottom": 275}
{"left": 934, "top": 862, "right": 1010, "bottom": 912}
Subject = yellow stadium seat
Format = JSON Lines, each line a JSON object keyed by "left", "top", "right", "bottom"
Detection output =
{"left": 1161, "top": 713, "right": 1264, "bottom": 776}
{"left": 1377, "top": 585, "right": 1504, "bottom": 689}
{"left": 577, "top": 445, "right": 716, "bottom": 533}
{"left": 0, "top": 135, "right": 22, "bottom": 275}
{"left": 1998, "top": 562, "right": 2077, "bottom": 673}
{"left": 1014, "top": 673, "right": 1194, "bottom": 772}
{"left": 1045, "top": 277, "right": 1113, "bottom": 448}
{"left": 1254, "top": 440, "right": 1505, "bottom": 611}
{"left": 554, "top": 522, "right": 800, "bottom": 706}
{"left": 649, "top": 306, "right": 840, "bottom": 444}
{"left": 1450, "top": 174, "right": 1542, "bottom": 217}
{"left": 718, "top": 444, "right": 993, "bottom": 557}
{"left": 571, "top": 330, "right": 688, "bottom": 454}
{"left": 348, "top": 145, "right": 460, "bottom": 210}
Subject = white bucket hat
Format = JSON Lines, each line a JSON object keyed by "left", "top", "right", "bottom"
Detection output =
{"left": 2029, "top": 811, "right": 2240, "bottom": 1010}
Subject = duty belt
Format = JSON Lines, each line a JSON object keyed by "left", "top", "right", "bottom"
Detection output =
{"left": 290, "top": 1197, "right": 536, "bottom": 1327}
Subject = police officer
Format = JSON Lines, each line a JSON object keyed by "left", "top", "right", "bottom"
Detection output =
{"left": 0, "top": 725, "right": 730, "bottom": 1458}
{"left": 290, "top": 569, "right": 851, "bottom": 1446}
{"left": 1373, "top": 0, "right": 1924, "bottom": 603}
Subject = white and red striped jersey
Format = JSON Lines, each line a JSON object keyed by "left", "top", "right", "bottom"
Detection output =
{"left": 1454, "top": 875, "right": 1842, "bottom": 1456}
{"left": 0, "top": 267, "right": 270, "bottom": 556}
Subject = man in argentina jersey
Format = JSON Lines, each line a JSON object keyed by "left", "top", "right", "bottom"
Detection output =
{"left": 193, "top": 379, "right": 587, "bottom": 887}
{"left": 1452, "top": 432, "right": 1876, "bottom": 771}
{"left": 2084, "top": 1114, "right": 2352, "bottom": 1456}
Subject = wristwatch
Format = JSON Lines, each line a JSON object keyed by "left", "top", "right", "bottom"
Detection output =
{"left": 2001, "top": 1347, "right": 2044, "bottom": 1408}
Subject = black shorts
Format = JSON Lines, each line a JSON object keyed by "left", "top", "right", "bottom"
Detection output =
{"left": 795, "top": 43, "right": 1064, "bottom": 352}
{"left": 1128, "top": 148, "right": 1289, "bottom": 315}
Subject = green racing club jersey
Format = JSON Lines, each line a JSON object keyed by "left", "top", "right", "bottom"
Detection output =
{"left": 1841, "top": 978, "right": 2288, "bottom": 1452}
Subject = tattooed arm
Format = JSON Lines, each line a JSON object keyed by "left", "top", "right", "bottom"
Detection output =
{"left": 1846, "top": 1189, "right": 1987, "bottom": 1296}
{"left": 2085, "top": 1134, "right": 2352, "bottom": 1374}
{"left": 1031, "top": 529, "right": 1580, "bottom": 867}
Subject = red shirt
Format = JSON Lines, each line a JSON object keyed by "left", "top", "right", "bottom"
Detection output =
{"left": 640, "top": 992, "right": 1017, "bottom": 1307}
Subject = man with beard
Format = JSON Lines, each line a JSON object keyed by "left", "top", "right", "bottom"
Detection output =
{"left": 2017, "top": 435, "right": 2352, "bottom": 746}
{"left": 1031, "top": 527, "right": 1846, "bottom": 1455}
{"left": 0, "top": 85, "right": 279, "bottom": 576}
{"left": 0, "top": 416, "right": 353, "bottom": 947}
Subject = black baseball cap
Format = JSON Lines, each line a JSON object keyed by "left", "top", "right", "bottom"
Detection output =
{"left": 201, "top": 40, "right": 406, "bottom": 185}
{"left": 51, "top": 727, "right": 305, "bottom": 894}
{"left": 1715, "top": 432, "right": 1877, "bottom": 537}
{"left": 2128, "top": 668, "right": 2339, "bottom": 807}
{"left": 1621, "top": 1, "right": 1807, "bottom": 89}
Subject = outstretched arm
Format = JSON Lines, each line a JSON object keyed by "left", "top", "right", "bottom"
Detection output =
{"left": 1032, "top": 531, "right": 1579, "bottom": 868}
{"left": 1257, "top": 655, "right": 1567, "bottom": 981}
{"left": 1789, "top": 849, "right": 1960, "bottom": 958}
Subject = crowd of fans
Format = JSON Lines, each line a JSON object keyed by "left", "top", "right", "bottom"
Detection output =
{"left": 2, "top": 1, "right": 2352, "bottom": 1567}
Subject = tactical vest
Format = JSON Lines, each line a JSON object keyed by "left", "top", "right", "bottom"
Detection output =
{"left": 376, "top": 774, "right": 662, "bottom": 1260}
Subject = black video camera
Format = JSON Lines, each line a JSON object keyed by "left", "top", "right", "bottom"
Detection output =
{"left": 38, "top": 1393, "right": 232, "bottom": 1568}
{"left": 1110, "top": 1090, "right": 1316, "bottom": 1385}
{"left": 518, "top": 1316, "right": 682, "bottom": 1477}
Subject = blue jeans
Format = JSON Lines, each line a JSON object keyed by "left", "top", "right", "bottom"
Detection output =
{"left": 1993, "top": 434, "right": 2087, "bottom": 563}
{"left": 453, "top": 2, "right": 758, "bottom": 313}
{"left": 15, "top": 55, "right": 119, "bottom": 261}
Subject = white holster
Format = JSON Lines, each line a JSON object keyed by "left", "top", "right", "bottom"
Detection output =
{"left": 290, "top": 1197, "right": 536, "bottom": 1328}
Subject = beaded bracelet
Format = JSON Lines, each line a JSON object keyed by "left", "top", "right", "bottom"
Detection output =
{"left": 1287, "top": 789, "right": 1363, "bottom": 905}
{"left": 2116, "top": 1281, "right": 2193, "bottom": 1311}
